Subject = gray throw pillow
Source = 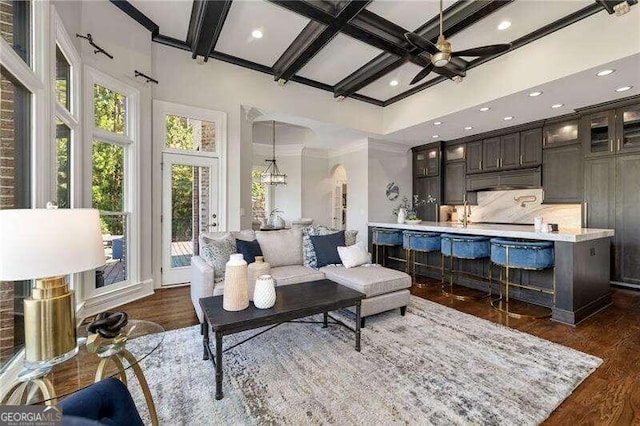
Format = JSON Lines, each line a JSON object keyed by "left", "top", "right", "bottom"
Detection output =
{"left": 200, "top": 233, "right": 236, "bottom": 283}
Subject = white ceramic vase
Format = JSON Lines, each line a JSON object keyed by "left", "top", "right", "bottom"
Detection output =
{"left": 397, "top": 207, "right": 407, "bottom": 224}
{"left": 223, "top": 254, "right": 249, "bottom": 311}
{"left": 253, "top": 275, "right": 276, "bottom": 309}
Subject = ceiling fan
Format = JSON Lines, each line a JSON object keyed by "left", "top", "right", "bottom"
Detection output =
{"left": 404, "top": 0, "right": 512, "bottom": 85}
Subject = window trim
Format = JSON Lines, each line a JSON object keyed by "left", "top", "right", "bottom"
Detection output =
{"left": 84, "top": 65, "right": 140, "bottom": 298}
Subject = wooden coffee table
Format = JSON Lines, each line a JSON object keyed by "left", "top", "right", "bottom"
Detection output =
{"left": 199, "top": 279, "right": 365, "bottom": 400}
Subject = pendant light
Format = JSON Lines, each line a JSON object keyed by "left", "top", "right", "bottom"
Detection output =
{"left": 260, "top": 120, "right": 287, "bottom": 185}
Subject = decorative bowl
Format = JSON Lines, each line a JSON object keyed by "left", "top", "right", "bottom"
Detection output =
{"left": 405, "top": 219, "right": 422, "bottom": 225}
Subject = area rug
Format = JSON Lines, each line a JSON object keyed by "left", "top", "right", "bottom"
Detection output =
{"left": 126, "top": 296, "right": 601, "bottom": 425}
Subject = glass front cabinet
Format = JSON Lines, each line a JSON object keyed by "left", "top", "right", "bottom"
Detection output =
{"left": 617, "top": 103, "right": 640, "bottom": 153}
{"left": 582, "top": 103, "right": 640, "bottom": 157}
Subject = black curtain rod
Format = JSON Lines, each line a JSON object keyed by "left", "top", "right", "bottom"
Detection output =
{"left": 76, "top": 33, "right": 114, "bottom": 59}
{"left": 134, "top": 70, "right": 158, "bottom": 84}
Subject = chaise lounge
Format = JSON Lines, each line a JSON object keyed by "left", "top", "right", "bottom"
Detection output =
{"left": 190, "top": 228, "right": 411, "bottom": 327}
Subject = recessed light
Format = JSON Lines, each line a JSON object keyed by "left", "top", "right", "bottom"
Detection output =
{"left": 497, "top": 21, "right": 511, "bottom": 30}
{"left": 389, "top": 80, "right": 399, "bottom": 87}
{"left": 433, "top": 121, "right": 442, "bottom": 126}
{"left": 251, "top": 29, "right": 263, "bottom": 39}
{"left": 503, "top": 116, "right": 514, "bottom": 121}
{"left": 551, "top": 103, "right": 564, "bottom": 109}
{"left": 616, "top": 86, "right": 632, "bottom": 92}
{"left": 596, "top": 69, "right": 615, "bottom": 77}
{"left": 464, "top": 126, "right": 473, "bottom": 130}
{"left": 432, "top": 135, "right": 439, "bottom": 138}
{"left": 479, "top": 107, "right": 490, "bottom": 112}
{"left": 529, "top": 91, "right": 542, "bottom": 97}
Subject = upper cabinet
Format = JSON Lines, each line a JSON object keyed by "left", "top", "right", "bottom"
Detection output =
{"left": 543, "top": 118, "right": 579, "bottom": 148}
{"left": 444, "top": 144, "right": 465, "bottom": 162}
{"left": 466, "top": 141, "right": 483, "bottom": 174}
{"left": 413, "top": 144, "right": 440, "bottom": 177}
{"left": 482, "top": 137, "right": 501, "bottom": 171}
{"left": 616, "top": 103, "right": 640, "bottom": 154}
{"left": 582, "top": 102, "right": 640, "bottom": 157}
{"left": 500, "top": 133, "right": 520, "bottom": 169}
{"left": 519, "top": 128, "right": 543, "bottom": 167}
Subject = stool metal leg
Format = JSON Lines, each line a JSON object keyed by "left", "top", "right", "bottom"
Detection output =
{"left": 442, "top": 239, "right": 491, "bottom": 301}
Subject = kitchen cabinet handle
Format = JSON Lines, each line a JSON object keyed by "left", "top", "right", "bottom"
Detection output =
{"left": 519, "top": 155, "right": 523, "bottom": 165}
{"left": 610, "top": 139, "right": 614, "bottom": 152}
{"left": 496, "top": 158, "right": 500, "bottom": 168}
{"left": 618, "top": 138, "right": 621, "bottom": 151}
{"left": 584, "top": 202, "right": 588, "bottom": 227}
{"left": 479, "top": 160, "right": 482, "bottom": 170}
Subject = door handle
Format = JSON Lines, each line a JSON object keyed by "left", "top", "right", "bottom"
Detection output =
{"left": 212, "top": 213, "right": 217, "bottom": 219}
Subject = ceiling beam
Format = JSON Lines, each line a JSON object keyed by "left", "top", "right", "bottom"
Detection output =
{"left": 334, "top": 0, "right": 511, "bottom": 99}
{"left": 189, "top": 0, "right": 233, "bottom": 61}
{"left": 273, "top": 1, "right": 371, "bottom": 83}
{"left": 109, "top": 0, "right": 159, "bottom": 37}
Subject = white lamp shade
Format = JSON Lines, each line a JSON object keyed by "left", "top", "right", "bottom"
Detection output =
{"left": 0, "top": 209, "right": 106, "bottom": 281}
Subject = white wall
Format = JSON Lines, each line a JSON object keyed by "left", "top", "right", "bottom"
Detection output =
{"left": 302, "top": 150, "right": 332, "bottom": 227}
{"left": 367, "top": 140, "right": 412, "bottom": 223}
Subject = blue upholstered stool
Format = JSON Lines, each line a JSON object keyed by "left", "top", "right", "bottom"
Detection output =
{"left": 489, "top": 238, "right": 556, "bottom": 319}
{"left": 440, "top": 234, "right": 492, "bottom": 300}
{"left": 372, "top": 228, "right": 404, "bottom": 267}
{"left": 403, "top": 231, "right": 442, "bottom": 287}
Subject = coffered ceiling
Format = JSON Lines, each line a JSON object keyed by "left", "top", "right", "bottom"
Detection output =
{"left": 113, "top": 0, "right": 630, "bottom": 106}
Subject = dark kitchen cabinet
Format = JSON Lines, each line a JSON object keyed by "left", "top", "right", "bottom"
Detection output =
{"left": 520, "top": 128, "right": 543, "bottom": 167}
{"left": 542, "top": 143, "right": 582, "bottom": 203}
{"left": 444, "top": 162, "right": 465, "bottom": 205}
{"left": 444, "top": 144, "right": 465, "bottom": 162}
{"left": 616, "top": 103, "right": 640, "bottom": 154}
{"left": 543, "top": 118, "right": 579, "bottom": 148}
{"left": 482, "top": 137, "right": 501, "bottom": 171}
{"left": 466, "top": 141, "right": 483, "bottom": 173}
{"left": 413, "top": 145, "right": 440, "bottom": 177}
{"left": 582, "top": 110, "right": 616, "bottom": 158}
{"left": 414, "top": 176, "right": 440, "bottom": 221}
{"left": 500, "top": 133, "right": 520, "bottom": 169}
{"left": 615, "top": 154, "right": 640, "bottom": 285}
{"left": 583, "top": 157, "right": 615, "bottom": 229}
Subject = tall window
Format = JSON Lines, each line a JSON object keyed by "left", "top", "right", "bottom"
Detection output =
{"left": 87, "top": 69, "right": 139, "bottom": 290}
{"left": 0, "top": 0, "right": 32, "bottom": 368}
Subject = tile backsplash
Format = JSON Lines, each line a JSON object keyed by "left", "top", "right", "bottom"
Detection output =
{"left": 445, "top": 189, "right": 582, "bottom": 228}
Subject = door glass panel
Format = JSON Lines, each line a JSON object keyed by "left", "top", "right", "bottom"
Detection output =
{"left": 622, "top": 109, "right": 640, "bottom": 148}
{"left": 0, "top": 67, "right": 31, "bottom": 369}
{"left": 445, "top": 145, "right": 464, "bottom": 162}
{"left": 94, "top": 84, "right": 126, "bottom": 134}
{"left": 0, "top": 0, "right": 31, "bottom": 65}
{"left": 92, "top": 140, "right": 126, "bottom": 287}
{"left": 590, "top": 116, "right": 609, "bottom": 153}
{"left": 55, "top": 46, "right": 71, "bottom": 110}
{"left": 170, "top": 164, "right": 210, "bottom": 267}
{"left": 55, "top": 119, "right": 71, "bottom": 208}
{"left": 165, "top": 114, "right": 216, "bottom": 153}
{"left": 544, "top": 122, "right": 578, "bottom": 146}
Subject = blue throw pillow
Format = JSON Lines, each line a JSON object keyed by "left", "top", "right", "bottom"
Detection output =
{"left": 236, "top": 239, "right": 263, "bottom": 263}
{"left": 309, "top": 231, "right": 345, "bottom": 268}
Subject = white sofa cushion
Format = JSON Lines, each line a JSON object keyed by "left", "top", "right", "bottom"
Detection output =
{"left": 337, "top": 241, "right": 370, "bottom": 268}
{"left": 255, "top": 229, "right": 303, "bottom": 267}
{"left": 319, "top": 265, "right": 411, "bottom": 298}
{"left": 270, "top": 265, "right": 325, "bottom": 286}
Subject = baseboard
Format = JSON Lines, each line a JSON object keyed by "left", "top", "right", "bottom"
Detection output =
{"left": 80, "top": 279, "right": 155, "bottom": 319}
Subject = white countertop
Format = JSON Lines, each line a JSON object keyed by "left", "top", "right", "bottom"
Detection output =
{"left": 368, "top": 222, "right": 615, "bottom": 243}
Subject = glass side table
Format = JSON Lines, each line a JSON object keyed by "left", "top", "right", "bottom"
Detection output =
{"left": 0, "top": 320, "right": 164, "bottom": 426}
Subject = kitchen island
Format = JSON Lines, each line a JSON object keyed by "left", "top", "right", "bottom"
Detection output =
{"left": 368, "top": 222, "right": 615, "bottom": 325}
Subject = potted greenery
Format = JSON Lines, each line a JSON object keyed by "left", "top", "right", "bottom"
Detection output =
{"left": 393, "top": 195, "right": 427, "bottom": 224}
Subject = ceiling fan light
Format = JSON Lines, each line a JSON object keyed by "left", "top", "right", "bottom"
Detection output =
{"left": 431, "top": 51, "right": 450, "bottom": 67}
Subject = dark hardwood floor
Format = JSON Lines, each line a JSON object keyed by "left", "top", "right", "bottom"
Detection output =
{"left": 111, "top": 280, "right": 640, "bottom": 424}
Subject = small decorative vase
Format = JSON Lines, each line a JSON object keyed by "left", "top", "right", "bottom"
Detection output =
{"left": 247, "top": 256, "right": 271, "bottom": 301}
{"left": 223, "top": 254, "right": 249, "bottom": 311}
{"left": 397, "top": 207, "right": 407, "bottom": 224}
{"left": 253, "top": 275, "right": 276, "bottom": 309}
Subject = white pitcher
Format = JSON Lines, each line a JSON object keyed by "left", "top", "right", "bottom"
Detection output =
{"left": 397, "top": 207, "right": 407, "bottom": 224}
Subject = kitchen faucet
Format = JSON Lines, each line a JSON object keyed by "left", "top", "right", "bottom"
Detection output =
{"left": 462, "top": 200, "right": 471, "bottom": 228}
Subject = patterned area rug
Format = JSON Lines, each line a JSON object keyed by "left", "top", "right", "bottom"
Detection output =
{"left": 127, "top": 296, "right": 601, "bottom": 425}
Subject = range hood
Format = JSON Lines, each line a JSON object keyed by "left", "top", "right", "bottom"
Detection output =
{"left": 466, "top": 167, "right": 541, "bottom": 192}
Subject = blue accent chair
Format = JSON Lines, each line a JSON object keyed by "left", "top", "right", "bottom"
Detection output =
{"left": 60, "top": 378, "right": 144, "bottom": 426}
{"left": 402, "top": 231, "right": 442, "bottom": 287}
{"left": 112, "top": 238, "right": 124, "bottom": 261}
{"left": 489, "top": 238, "right": 556, "bottom": 318}
{"left": 440, "top": 234, "right": 492, "bottom": 300}
{"left": 372, "top": 228, "right": 404, "bottom": 267}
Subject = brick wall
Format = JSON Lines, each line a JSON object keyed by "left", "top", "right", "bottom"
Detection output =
{"left": 0, "top": 0, "right": 15, "bottom": 363}
{"left": 189, "top": 120, "right": 215, "bottom": 255}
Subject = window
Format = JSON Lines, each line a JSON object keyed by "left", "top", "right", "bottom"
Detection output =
{"left": 252, "top": 168, "right": 267, "bottom": 223}
{"left": 55, "top": 46, "right": 70, "bottom": 110}
{"left": 87, "top": 68, "right": 139, "bottom": 290}
{"left": 165, "top": 114, "right": 216, "bottom": 153}
{"left": 55, "top": 119, "right": 70, "bottom": 208}
{"left": 0, "top": 0, "right": 31, "bottom": 65}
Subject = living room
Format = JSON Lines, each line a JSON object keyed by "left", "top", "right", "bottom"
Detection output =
{"left": 1, "top": 0, "right": 639, "bottom": 424}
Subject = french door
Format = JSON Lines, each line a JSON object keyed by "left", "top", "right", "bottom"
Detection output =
{"left": 161, "top": 153, "right": 218, "bottom": 285}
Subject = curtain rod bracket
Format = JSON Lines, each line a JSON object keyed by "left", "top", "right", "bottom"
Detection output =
{"left": 76, "top": 33, "right": 114, "bottom": 59}
{"left": 134, "top": 70, "right": 159, "bottom": 85}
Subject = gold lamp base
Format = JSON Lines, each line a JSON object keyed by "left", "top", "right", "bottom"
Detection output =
{"left": 24, "top": 276, "right": 77, "bottom": 369}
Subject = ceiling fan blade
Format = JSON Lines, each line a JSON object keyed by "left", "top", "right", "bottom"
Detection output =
{"left": 404, "top": 32, "right": 439, "bottom": 55}
{"left": 451, "top": 44, "right": 512, "bottom": 57}
{"left": 434, "top": 64, "right": 466, "bottom": 80}
{"left": 410, "top": 63, "right": 435, "bottom": 85}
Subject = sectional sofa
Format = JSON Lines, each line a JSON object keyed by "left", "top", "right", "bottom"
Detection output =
{"left": 190, "top": 228, "right": 411, "bottom": 327}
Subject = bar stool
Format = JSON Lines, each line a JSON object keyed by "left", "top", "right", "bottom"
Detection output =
{"left": 403, "top": 231, "right": 442, "bottom": 287}
{"left": 371, "top": 228, "right": 404, "bottom": 267}
{"left": 489, "top": 238, "right": 555, "bottom": 319}
{"left": 440, "top": 234, "right": 492, "bottom": 301}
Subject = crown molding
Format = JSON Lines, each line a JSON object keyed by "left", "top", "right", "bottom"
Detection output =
{"left": 302, "top": 147, "right": 329, "bottom": 159}
{"left": 328, "top": 140, "right": 369, "bottom": 158}
{"left": 368, "top": 139, "right": 411, "bottom": 154}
